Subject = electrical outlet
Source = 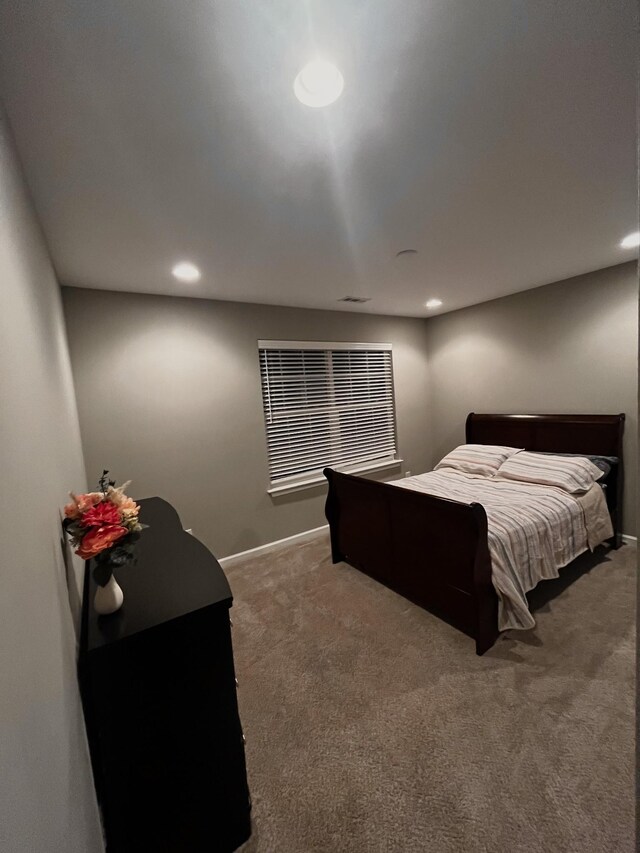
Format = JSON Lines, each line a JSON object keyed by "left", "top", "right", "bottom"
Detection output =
{"left": 405, "top": 470, "right": 412, "bottom": 477}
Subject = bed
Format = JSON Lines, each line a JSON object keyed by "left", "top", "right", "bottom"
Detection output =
{"left": 323, "top": 413, "right": 624, "bottom": 655}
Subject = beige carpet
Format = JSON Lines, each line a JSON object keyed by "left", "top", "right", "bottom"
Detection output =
{"left": 227, "top": 534, "right": 635, "bottom": 853}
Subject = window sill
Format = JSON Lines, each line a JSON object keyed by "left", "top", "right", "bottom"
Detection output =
{"left": 267, "top": 458, "right": 404, "bottom": 497}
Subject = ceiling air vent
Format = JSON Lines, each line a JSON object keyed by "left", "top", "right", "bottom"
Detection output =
{"left": 338, "top": 296, "right": 371, "bottom": 304}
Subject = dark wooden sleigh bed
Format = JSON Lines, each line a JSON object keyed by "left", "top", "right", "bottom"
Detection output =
{"left": 323, "top": 413, "right": 625, "bottom": 655}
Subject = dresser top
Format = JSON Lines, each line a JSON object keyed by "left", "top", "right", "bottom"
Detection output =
{"left": 81, "top": 497, "right": 232, "bottom": 653}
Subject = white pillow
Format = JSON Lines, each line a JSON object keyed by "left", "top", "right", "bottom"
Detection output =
{"left": 434, "top": 444, "right": 522, "bottom": 478}
{"left": 494, "top": 451, "right": 603, "bottom": 493}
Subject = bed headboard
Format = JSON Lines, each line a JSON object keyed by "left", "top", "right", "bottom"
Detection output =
{"left": 465, "top": 413, "right": 625, "bottom": 458}
{"left": 466, "top": 413, "right": 625, "bottom": 547}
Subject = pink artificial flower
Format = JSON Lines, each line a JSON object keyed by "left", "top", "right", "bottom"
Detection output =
{"left": 119, "top": 496, "right": 139, "bottom": 516}
{"left": 64, "top": 502, "right": 81, "bottom": 519}
{"left": 65, "top": 491, "right": 103, "bottom": 518}
{"left": 80, "top": 501, "right": 122, "bottom": 528}
{"left": 76, "top": 524, "right": 128, "bottom": 560}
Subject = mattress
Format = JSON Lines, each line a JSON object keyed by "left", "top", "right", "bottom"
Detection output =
{"left": 389, "top": 468, "right": 613, "bottom": 631}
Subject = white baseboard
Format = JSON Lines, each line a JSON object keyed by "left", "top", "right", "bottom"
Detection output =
{"left": 621, "top": 534, "right": 637, "bottom": 545}
{"left": 219, "top": 524, "right": 329, "bottom": 568}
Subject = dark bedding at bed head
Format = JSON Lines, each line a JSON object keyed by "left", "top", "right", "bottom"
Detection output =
{"left": 535, "top": 451, "right": 619, "bottom": 514}
{"left": 536, "top": 451, "right": 619, "bottom": 480}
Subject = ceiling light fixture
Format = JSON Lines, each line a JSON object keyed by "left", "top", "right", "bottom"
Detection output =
{"left": 294, "top": 60, "right": 344, "bottom": 108}
{"left": 426, "top": 299, "right": 443, "bottom": 310}
{"left": 620, "top": 231, "right": 640, "bottom": 249}
{"left": 171, "top": 261, "right": 201, "bottom": 283}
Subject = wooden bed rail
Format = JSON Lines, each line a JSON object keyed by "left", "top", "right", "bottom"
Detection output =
{"left": 323, "top": 468, "right": 499, "bottom": 655}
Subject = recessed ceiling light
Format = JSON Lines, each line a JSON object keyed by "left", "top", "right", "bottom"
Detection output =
{"left": 620, "top": 231, "right": 640, "bottom": 249}
{"left": 294, "top": 60, "right": 344, "bottom": 108}
{"left": 426, "top": 299, "right": 443, "bottom": 310}
{"left": 172, "top": 261, "right": 201, "bottom": 283}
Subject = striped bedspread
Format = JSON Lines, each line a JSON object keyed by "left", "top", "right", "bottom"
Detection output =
{"left": 389, "top": 469, "right": 613, "bottom": 631}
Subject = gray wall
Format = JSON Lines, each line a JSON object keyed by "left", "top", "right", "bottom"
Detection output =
{"left": 62, "top": 289, "right": 433, "bottom": 557}
{"left": 425, "top": 263, "right": 637, "bottom": 535}
{"left": 62, "top": 261, "right": 638, "bottom": 557}
{"left": 0, "top": 117, "right": 103, "bottom": 851}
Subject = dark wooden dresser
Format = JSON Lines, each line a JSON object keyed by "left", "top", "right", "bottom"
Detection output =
{"left": 79, "top": 497, "right": 251, "bottom": 852}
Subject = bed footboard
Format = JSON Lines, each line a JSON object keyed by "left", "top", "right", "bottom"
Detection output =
{"left": 323, "top": 468, "right": 498, "bottom": 655}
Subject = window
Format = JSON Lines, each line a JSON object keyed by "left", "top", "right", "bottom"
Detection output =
{"left": 259, "top": 340, "right": 400, "bottom": 494}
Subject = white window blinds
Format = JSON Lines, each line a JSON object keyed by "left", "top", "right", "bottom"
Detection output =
{"left": 259, "top": 340, "right": 397, "bottom": 488}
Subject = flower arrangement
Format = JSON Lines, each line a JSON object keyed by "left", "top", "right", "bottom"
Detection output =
{"left": 63, "top": 470, "right": 145, "bottom": 587}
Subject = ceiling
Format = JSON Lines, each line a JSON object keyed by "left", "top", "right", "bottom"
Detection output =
{"left": 0, "top": 1, "right": 636, "bottom": 317}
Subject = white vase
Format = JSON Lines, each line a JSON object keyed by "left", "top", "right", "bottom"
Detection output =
{"left": 94, "top": 573, "right": 124, "bottom": 615}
